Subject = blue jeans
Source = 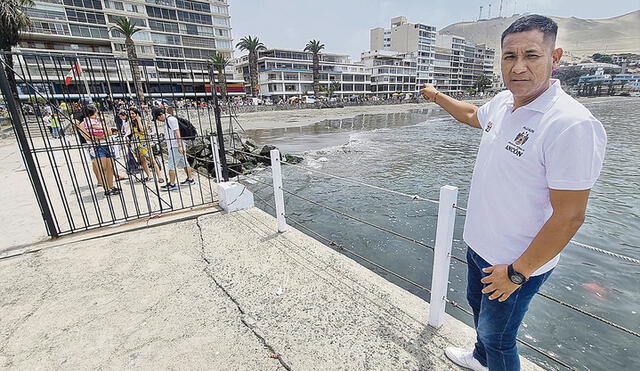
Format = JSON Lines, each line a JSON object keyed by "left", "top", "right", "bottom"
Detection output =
{"left": 466, "top": 247, "right": 553, "bottom": 371}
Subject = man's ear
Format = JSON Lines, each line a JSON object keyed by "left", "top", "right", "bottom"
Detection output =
{"left": 552, "top": 48, "right": 563, "bottom": 69}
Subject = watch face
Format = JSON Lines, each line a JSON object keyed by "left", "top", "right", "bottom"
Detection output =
{"left": 511, "top": 274, "right": 524, "bottom": 285}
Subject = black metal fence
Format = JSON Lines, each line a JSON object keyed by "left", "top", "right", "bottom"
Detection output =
{"left": 0, "top": 51, "right": 237, "bottom": 237}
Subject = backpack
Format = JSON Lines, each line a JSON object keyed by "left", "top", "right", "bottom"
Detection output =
{"left": 176, "top": 116, "right": 197, "bottom": 139}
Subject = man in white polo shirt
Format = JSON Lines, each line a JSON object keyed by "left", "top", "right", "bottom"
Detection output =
{"left": 420, "top": 15, "right": 606, "bottom": 371}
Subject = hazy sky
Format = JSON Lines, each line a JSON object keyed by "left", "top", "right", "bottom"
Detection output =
{"left": 229, "top": 0, "right": 639, "bottom": 60}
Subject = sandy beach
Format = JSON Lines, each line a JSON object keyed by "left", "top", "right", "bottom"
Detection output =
{"left": 232, "top": 102, "right": 440, "bottom": 131}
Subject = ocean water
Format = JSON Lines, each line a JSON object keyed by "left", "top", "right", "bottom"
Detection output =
{"left": 242, "top": 97, "right": 640, "bottom": 370}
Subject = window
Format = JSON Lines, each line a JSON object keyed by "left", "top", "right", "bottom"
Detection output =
{"left": 28, "top": 21, "right": 69, "bottom": 35}
{"left": 178, "top": 24, "right": 214, "bottom": 37}
{"left": 177, "top": 10, "right": 212, "bottom": 24}
{"left": 213, "top": 5, "right": 227, "bottom": 14}
{"left": 104, "top": 0, "right": 124, "bottom": 10}
{"left": 176, "top": 0, "right": 210, "bottom": 12}
{"left": 149, "top": 20, "right": 179, "bottom": 33}
{"left": 151, "top": 33, "right": 181, "bottom": 45}
{"left": 183, "top": 48, "right": 208, "bottom": 59}
{"left": 145, "top": 0, "right": 174, "bottom": 6}
{"left": 154, "top": 46, "right": 184, "bottom": 58}
{"left": 285, "top": 84, "right": 296, "bottom": 92}
{"left": 146, "top": 6, "right": 177, "bottom": 20}
{"left": 63, "top": 0, "right": 102, "bottom": 9}
{"left": 108, "top": 15, "right": 146, "bottom": 27}
{"left": 111, "top": 30, "right": 150, "bottom": 41}
{"left": 69, "top": 25, "right": 109, "bottom": 39}
{"left": 216, "top": 28, "right": 230, "bottom": 37}
{"left": 182, "top": 36, "right": 215, "bottom": 49}
{"left": 66, "top": 9, "right": 106, "bottom": 24}
{"left": 213, "top": 16, "right": 228, "bottom": 26}
{"left": 216, "top": 40, "right": 231, "bottom": 49}
{"left": 114, "top": 43, "right": 152, "bottom": 54}
{"left": 125, "top": 3, "right": 143, "bottom": 13}
{"left": 25, "top": 6, "right": 66, "bottom": 21}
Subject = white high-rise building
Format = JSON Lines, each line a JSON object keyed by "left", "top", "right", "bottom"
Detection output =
{"left": 13, "top": 0, "right": 241, "bottom": 99}
{"left": 434, "top": 34, "right": 495, "bottom": 94}
{"left": 234, "top": 48, "right": 370, "bottom": 100}
{"left": 370, "top": 16, "right": 437, "bottom": 90}
{"left": 369, "top": 16, "right": 495, "bottom": 95}
{"left": 360, "top": 50, "right": 416, "bottom": 98}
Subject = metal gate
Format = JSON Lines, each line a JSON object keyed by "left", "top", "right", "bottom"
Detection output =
{"left": 0, "top": 52, "right": 236, "bottom": 237}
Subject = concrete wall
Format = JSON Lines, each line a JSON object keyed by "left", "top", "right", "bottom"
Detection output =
{"left": 370, "top": 28, "right": 385, "bottom": 50}
{"left": 391, "top": 23, "right": 419, "bottom": 53}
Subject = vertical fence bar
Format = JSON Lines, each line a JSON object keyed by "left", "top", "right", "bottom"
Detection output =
{"left": 428, "top": 185, "right": 458, "bottom": 329}
{"left": 270, "top": 149, "right": 287, "bottom": 233}
{"left": 0, "top": 66, "right": 59, "bottom": 237}
{"left": 208, "top": 65, "right": 229, "bottom": 181}
{"left": 211, "top": 135, "right": 223, "bottom": 183}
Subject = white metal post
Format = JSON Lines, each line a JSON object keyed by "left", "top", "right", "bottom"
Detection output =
{"left": 211, "top": 135, "right": 223, "bottom": 182}
{"left": 428, "top": 185, "right": 458, "bottom": 329}
{"left": 270, "top": 149, "right": 287, "bottom": 233}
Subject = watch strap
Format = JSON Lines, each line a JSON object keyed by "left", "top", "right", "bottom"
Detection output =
{"left": 508, "top": 264, "right": 528, "bottom": 285}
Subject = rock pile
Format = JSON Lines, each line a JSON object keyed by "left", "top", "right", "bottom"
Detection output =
{"left": 185, "top": 137, "right": 303, "bottom": 180}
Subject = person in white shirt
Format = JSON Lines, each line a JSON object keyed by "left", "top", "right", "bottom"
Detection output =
{"left": 420, "top": 15, "right": 606, "bottom": 371}
{"left": 152, "top": 107, "right": 194, "bottom": 190}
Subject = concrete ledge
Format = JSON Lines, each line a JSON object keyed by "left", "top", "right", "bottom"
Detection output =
{"left": 0, "top": 207, "right": 542, "bottom": 370}
{"left": 198, "top": 208, "right": 543, "bottom": 370}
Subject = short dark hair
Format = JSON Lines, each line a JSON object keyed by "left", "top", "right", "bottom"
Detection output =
{"left": 84, "top": 104, "right": 97, "bottom": 117}
{"left": 501, "top": 14, "right": 558, "bottom": 46}
{"left": 152, "top": 107, "right": 165, "bottom": 120}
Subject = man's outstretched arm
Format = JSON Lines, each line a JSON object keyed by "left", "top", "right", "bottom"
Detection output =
{"left": 420, "top": 84, "right": 482, "bottom": 129}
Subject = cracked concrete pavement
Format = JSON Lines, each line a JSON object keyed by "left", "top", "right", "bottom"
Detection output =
{"left": 0, "top": 207, "right": 542, "bottom": 370}
{"left": 0, "top": 214, "right": 285, "bottom": 370}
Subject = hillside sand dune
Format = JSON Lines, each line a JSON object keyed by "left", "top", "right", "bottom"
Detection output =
{"left": 440, "top": 10, "right": 640, "bottom": 69}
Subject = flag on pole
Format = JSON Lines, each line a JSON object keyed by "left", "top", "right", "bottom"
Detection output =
{"left": 64, "top": 62, "right": 82, "bottom": 86}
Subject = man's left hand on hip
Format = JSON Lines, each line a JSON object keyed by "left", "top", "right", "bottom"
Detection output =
{"left": 480, "top": 265, "right": 521, "bottom": 302}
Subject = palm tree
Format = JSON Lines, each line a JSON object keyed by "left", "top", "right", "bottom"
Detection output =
{"left": 236, "top": 36, "right": 265, "bottom": 97}
{"left": 209, "top": 51, "right": 230, "bottom": 102}
{"left": 110, "top": 18, "right": 144, "bottom": 104}
{"left": 0, "top": 0, "right": 33, "bottom": 100}
{"left": 475, "top": 74, "right": 492, "bottom": 93}
{"left": 304, "top": 40, "right": 325, "bottom": 96}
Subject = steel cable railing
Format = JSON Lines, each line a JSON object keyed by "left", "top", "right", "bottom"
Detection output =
{"left": 226, "top": 148, "right": 640, "bottom": 266}
{"left": 227, "top": 149, "right": 440, "bottom": 204}
{"left": 227, "top": 161, "right": 640, "bottom": 336}
{"left": 236, "top": 176, "right": 432, "bottom": 293}
{"left": 278, "top": 182, "right": 640, "bottom": 339}
{"left": 244, "top": 181, "right": 577, "bottom": 370}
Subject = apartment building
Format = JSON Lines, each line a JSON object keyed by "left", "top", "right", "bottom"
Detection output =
{"left": 234, "top": 49, "right": 371, "bottom": 100}
{"left": 13, "top": 0, "right": 240, "bottom": 99}
{"left": 368, "top": 17, "right": 495, "bottom": 95}
{"left": 360, "top": 50, "right": 416, "bottom": 98}
{"left": 433, "top": 34, "right": 495, "bottom": 94}
{"left": 370, "top": 16, "right": 437, "bottom": 89}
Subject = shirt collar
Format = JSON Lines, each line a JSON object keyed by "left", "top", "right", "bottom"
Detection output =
{"left": 506, "top": 79, "right": 563, "bottom": 113}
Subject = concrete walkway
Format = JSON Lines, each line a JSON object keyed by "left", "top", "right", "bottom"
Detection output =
{"left": 0, "top": 208, "right": 542, "bottom": 370}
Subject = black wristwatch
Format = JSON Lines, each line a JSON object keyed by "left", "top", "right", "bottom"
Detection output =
{"left": 508, "top": 264, "right": 528, "bottom": 285}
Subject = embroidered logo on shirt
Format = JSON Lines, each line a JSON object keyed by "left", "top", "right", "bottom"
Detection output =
{"left": 514, "top": 132, "right": 529, "bottom": 145}
{"left": 485, "top": 121, "right": 494, "bottom": 132}
{"left": 505, "top": 129, "right": 533, "bottom": 157}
